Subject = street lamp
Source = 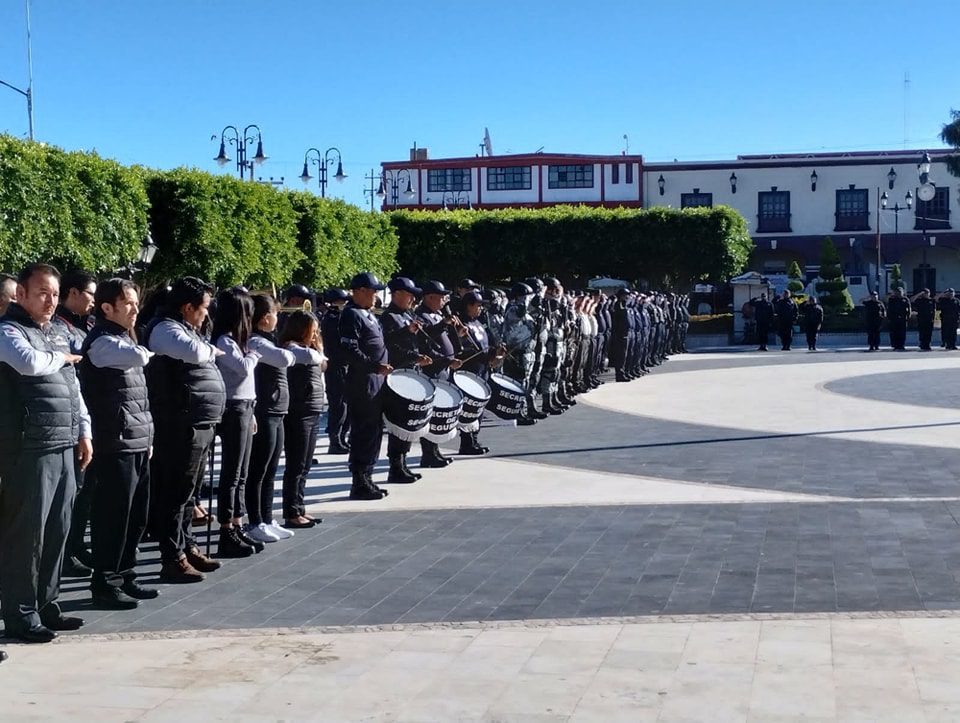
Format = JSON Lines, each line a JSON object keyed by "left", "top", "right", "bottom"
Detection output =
{"left": 918, "top": 151, "right": 932, "bottom": 184}
{"left": 212, "top": 124, "right": 267, "bottom": 180}
{"left": 299, "top": 147, "right": 346, "bottom": 198}
{"left": 887, "top": 167, "right": 896, "bottom": 190}
{"left": 441, "top": 190, "right": 470, "bottom": 209}
{"left": 0, "top": 0, "right": 34, "bottom": 140}
{"left": 657, "top": 174, "right": 665, "bottom": 196}
{"left": 378, "top": 169, "right": 416, "bottom": 208}
{"left": 120, "top": 230, "right": 159, "bottom": 279}
{"left": 729, "top": 172, "right": 738, "bottom": 194}
{"left": 810, "top": 170, "right": 818, "bottom": 192}
{"left": 880, "top": 189, "right": 913, "bottom": 292}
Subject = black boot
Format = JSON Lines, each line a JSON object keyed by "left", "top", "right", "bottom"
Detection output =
{"left": 217, "top": 527, "right": 254, "bottom": 559}
{"left": 388, "top": 456, "right": 417, "bottom": 483}
{"left": 472, "top": 432, "right": 489, "bottom": 454}
{"left": 349, "top": 471, "right": 384, "bottom": 500}
{"left": 543, "top": 394, "right": 564, "bottom": 415}
{"left": 420, "top": 440, "right": 449, "bottom": 468}
{"left": 458, "top": 431, "right": 485, "bottom": 456}
{"left": 527, "top": 395, "right": 547, "bottom": 420}
{"left": 400, "top": 454, "right": 422, "bottom": 481}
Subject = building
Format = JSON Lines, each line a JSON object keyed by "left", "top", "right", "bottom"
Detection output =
{"left": 380, "top": 148, "right": 957, "bottom": 292}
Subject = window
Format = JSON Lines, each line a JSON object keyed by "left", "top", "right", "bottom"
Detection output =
{"left": 835, "top": 188, "right": 870, "bottom": 231}
{"left": 611, "top": 164, "right": 620, "bottom": 185}
{"left": 427, "top": 168, "right": 471, "bottom": 192}
{"left": 757, "top": 190, "right": 791, "bottom": 232}
{"left": 681, "top": 191, "right": 713, "bottom": 208}
{"left": 916, "top": 186, "right": 951, "bottom": 230}
{"left": 548, "top": 164, "right": 594, "bottom": 189}
{"left": 625, "top": 163, "right": 633, "bottom": 184}
{"left": 486, "top": 165, "right": 532, "bottom": 191}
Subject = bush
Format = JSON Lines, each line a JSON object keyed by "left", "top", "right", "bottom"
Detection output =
{"left": 787, "top": 260, "right": 805, "bottom": 294}
{"left": 815, "top": 237, "right": 853, "bottom": 313}
{"left": 689, "top": 313, "right": 733, "bottom": 334}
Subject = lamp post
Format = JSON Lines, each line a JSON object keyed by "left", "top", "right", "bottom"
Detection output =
{"left": 299, "top": 147, "right": 346, "bottom": 198}
{"left": 0, "top": 0, "right": 34, "bottom": 139}
{"left": 363, "top": 168, "right": 381, "bottom": 212}
{"left": 120, "top": 231, "right": 159, "bottom": 279}
{"left": 212, "top": 125, "right": 267, "bottom": 180}
{"left": 880, "top": 189, "right": 913, "bottom": 293}
{"left": 376, "top": 169, "right": 416, "bottom": 208}
{"left": 441, "top": 190, "right": 470, "bottom": 209}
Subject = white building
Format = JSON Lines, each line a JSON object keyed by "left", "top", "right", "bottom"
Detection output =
{"left": 380, "top": 148, "right": 957, "bottom": 292}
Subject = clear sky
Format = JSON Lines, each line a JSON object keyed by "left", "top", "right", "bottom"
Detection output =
{"left": 1, "top": 1, "right": 957, "bottom": 209}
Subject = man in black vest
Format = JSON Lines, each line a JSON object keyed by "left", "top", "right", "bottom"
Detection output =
{"left": 339, "top": 272, "right": 392, "bottom": 500}
{"left": 912, "top": 289, "right": 936, "bottom": 351}
{"left": 321, "top": 288, "right": 351, "bottom": 454}
{"left": 81, "top": 278, "right": 158, "bottom": 608}
{"left": 144, "top": 277, "right": 226, "bottom": 583}
{"left": 0, "top": 263, "right": 91, "bottom": 643}
{"left": 938, "top": 289, "right": 960, "bottom": 350}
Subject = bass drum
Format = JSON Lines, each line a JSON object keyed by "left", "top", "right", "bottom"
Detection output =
{"left": 422, "top": 380, "right": 464, "bottom": 444}
{"left": 453, "top": 370, "right": 491, "bottom": 432}
{"left": 382, "top": 369, "right": 435, "bottom": 442}
{"left": 488, "top": 373, "right": 526, "bottom": 420}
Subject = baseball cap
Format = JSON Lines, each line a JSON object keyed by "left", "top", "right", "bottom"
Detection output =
{"left": 462, "top": 290, "right": 483, "bottom": 305}
{"left": 349, "top": 272, "right": 385, "bottom": 291}
{"left": 421, "top": 280, "right": 449, "bottom": 296}
{"left": 458, "top": 278, "right": 480, "bottom": 290}
{"left": 323, "top": 288, "right": 349, "bottom": 303}
{"left": 388, "top": 277, "right": 421, "bottom": 295}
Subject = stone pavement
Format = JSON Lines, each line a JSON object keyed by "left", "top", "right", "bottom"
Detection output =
{"left": 5, "top": 347, "right": 960, "bottom": 721}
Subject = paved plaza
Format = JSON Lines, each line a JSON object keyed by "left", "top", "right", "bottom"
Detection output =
{"left": 6, "top": 347, "right": 960, "bottom": 720}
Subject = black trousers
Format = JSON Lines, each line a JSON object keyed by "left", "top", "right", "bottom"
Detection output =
{"left": 154, "top": 423, "right": 216, "bottom": 563}
{"left": 778, "top": 324, "right": 793, "bottom": 349}
{"left": 918, "top": 321, "right": 934, "bottom": 350}
{"left": 0, "top": 447, "right": 75, "bottom": 633}
{"left": 90, "top": 450, "right": 150, "bottom": 588}
{"left": 805, "top": 328, "right": 819, "bottom": 348}
{"left": 282, "top": 413, "right": 320, "bottom": 519}
{"left": 246, "top": 413, "right": 284, "bottom": 526}
{"left": 756, "top": 325, "right": 769, "bottom": 347}
{"left": 324, "top": 367, "right": 350, "bottom": 447}
{"left": 943, "top": 322, "right": 958, "bottom": 349}
{"left": 66, "top": 463, "right": 95, "bottom": 557}
{"left": 387, "top": 433, "right": 411, "bottom": 459}
{"left": 217, "top": 400, "right": 255, "bottom": 524}
{"left": 889, "top": 320, "right": 907, "bottom": 349}
{"left": 347, "top": 393, "right": 383, "bottom": 474}
{"left": 867, "top": 325, "right": 882, "bottom": 349}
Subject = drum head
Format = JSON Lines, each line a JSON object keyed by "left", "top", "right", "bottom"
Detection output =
{"left": 453, "top": 371, "right": 492, "bottom": 401}
{"left": 491, "top": 373, "right": 525, "bottom": 394}
{"left": 433, "top": 380, "right": 464, "bottom": 409}
{"left": 387, "top": 370, "right": 434, "bottom": 401}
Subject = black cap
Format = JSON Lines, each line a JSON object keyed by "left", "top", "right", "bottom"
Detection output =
{"left": 388, "top": 277, "right": 421, "bottom": 295}
{"left": 525, "top": 277, "right": 544, "bottom": 292}
{"left": 510, "top": 282, "right": 533, "bottom": 298}
{"left": 616, "top": 287, "right": 630, "bottom": 297}
{"left": 349, "top": 272, "right": 385, "bottom": 291}
{"left": 323, "top": 288, "right": 349, "bottom": 303}
{"left": 543, "top": 276, "right": 561, "bottom": 290}
{"left": 458, "top": 278, "right": 480, "bottom": 290}
{"left": 285, "top": 284, "right": 311, "bottom": 300}
{"left": 421, "top": 280, "right": 449, "bottom": 296}
{"left": 462, "top": 290, "right": 483, "bottom": 305}
{"left": 481, "top": 289, "right": 497, "bottom": 303}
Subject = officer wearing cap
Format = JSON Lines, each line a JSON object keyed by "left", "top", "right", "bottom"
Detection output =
{"left": 456, "top": 290, "right": 505, "bottom": 454}
{"left": 416, "top": 280, "right": 466, "bottom": 466}
{"left": 501, "top": 282, "right": 540, "bottom": 425}
{"left": 321, "top": 288, "right": 351, "bottom": 453}
{"left": 862, "top": 290, "right": 886, "bottom": 351}
{"left": 938, "top": 288, "right": 960, "bottom": 350}
{"left": 339, "top": 273, "right": 391, "bottom": 499}
{"left": 381, "top": 277, "right": 431, "bottom": 482}
{"left": 451, "top": 278, "right": 480, "bottom": 311}
{"left": 911, "top": 288, "right": 936, "bottom": 351}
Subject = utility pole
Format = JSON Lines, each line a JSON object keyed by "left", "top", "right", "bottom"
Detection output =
{"left": 0, "top": 0, "right": 35, "bottom": 139}
{"left": 363, "top": 168, "right": 380, "bottom": 212}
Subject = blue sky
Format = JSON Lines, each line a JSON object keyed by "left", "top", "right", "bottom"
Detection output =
{"left": 0, "top": 1, "right": 957, "bottom": 209}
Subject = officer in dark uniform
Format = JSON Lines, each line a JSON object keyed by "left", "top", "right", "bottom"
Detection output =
{"left": 456, "top": 290, "right": 505, "bottom": 455}
{"left": 862, "top": 291, "right": 886, "bottom": 350}
{"left": 278, "top": 284, "right": 311, "bottom": 334}
{"left": 339, "top": 273, "right": 391, "bottom": 500}
{"left": 774, "top": 290, "right": 799, "bottom": 351}
{"left": 911, "top": 288, "right": 936, "bottom": 351}
{"left": 320, "top": 288, "right": 351, "bottom": 453}
{"left": 380, "top": 277, "right": 431, "bottom": 483}
{"left": 610, "top": 288, "right": 631, "bottom": 381}
{"left": 802, "top": 296, "right": 824, "bottom": 350}
{"left": 749, "top": 293, "right": 774, "bottom": 351}
{"left": 886, "top": 288, "right": 911, "bottom": 350}
{"left": 937, "top": 289, "right": 960, "bottom": 350}
{"left": 415, "top": 280, "right": 465, "bottom": 467}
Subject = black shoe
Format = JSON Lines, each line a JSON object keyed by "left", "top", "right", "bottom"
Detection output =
{"left": 388, "top": 458, "right": 418, "bottom": 483}
{"left": 8, "top": 624, "right": 57, "bottom": 644}
{"left": 121, "top": 580, "right": 160, "bottom": 600}
{"left": 73, "top": 547, "right": 95, "bottom": 569}
{"left": 472, "top": 432, "right": 489, "bottom": 454}
{"left": 217, "top": 527, "right": 254, "bottom": 558}
{"left": 458, "top": 433, "right": 486, "bottom": 456}
{"left": 400, "top": 455, "right": 422, "bottom": 481}
{"left": 62, "top": 555, "right": 92, "bottom": 578}
{"left": 517, "top": 415, "right": 537, "bottom": 426}
{"left": 39, "top": 614, "right": 84, "bottom": 632}
{"left": 235, "top": 527, "right": 265, "bottom": 553}
{"left": 349, "top": 472, "right": 384, "bottom": 500}
{"left": 328, "top": 443, "right": 350, "bottom": 455}
{"left": 0, "top": 649, "right": 7, "bottom": 662}
{"left": 282, "top": 517, "right": 316, "bottom": 529}
{"left": 92, "top": 586, "right": 139, "bottom": 610}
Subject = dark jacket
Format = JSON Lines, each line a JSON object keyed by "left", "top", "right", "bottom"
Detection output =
{"left": 252, "top": 331, "right": 290, "bottom": 417}
{"left": 415, "top": 304, "right": 457, "bottom": 380}
{"left": 338, "top": 301, "right": 388, "bottom": 399}
{"left": 287, "top": 353, "right": 324, "bottom": 415}
{"left": 803, "top": 303, "right": 824, "bottom": 330}
{"left": 320, "top": 306, "right": 345, "bottom": 370}
{"left": 774, "top": 297, "right": 799, "bottom": 326}
{"left": 380, "top": 304, "right": 421, "bottom": 369}
{"left": 751, "top": 298, "right": 775, "bottom": 327}
{"left": 887, "top": 296, "right": 911, "bottom": 322}
{"left": 913, "top": 297, "right": 936, "bottom": 323}
{"left": 938, "top": 297, "right": 960, "bottom": 323}
{"left": 863, "top": 299, "right": 886, "bottom": 326}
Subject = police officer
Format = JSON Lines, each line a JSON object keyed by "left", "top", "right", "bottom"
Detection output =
{"left": 339, "top": 273, "right": 391, "bottom": 500}
{"left": 912, "top": 288, "right": 936, "bottom": 351}
{"left": 774, "top": 290, "right": 799, "bottom": 351}
{"left": 862, "top": 291, "right": 886, "bottom": 351}
{"left": 610, "top": 288, "right": 632, "bottom": 381}
{"left": 802, "top": 296, "right": 824, "bottom": 351}
{"left": 937, "top": 289, "right": 960, "bottom": 350}
{"left": 456, "top": 289, "right": 505, "bottom": 454}
{"left": 321, "top": 288, "right": 351, "bottom": 453}
{"left": 539, "top": 277, "right": 567, "bottom": 413}
{"left": 887, "top": 288, "right": 911, "bottom": 351}
{"left": 380, "top": 277, "right": 431, "bottom": 482}
{"left": 750, "top": 293, "right": 774, "bottom": 351}
{"left": 501, "top": 282, "right": 540, "bottom": 426}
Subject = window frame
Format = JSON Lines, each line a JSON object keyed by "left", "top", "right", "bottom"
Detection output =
{"left": 915, "top": 186, "right": 951, "bottom": 230}
{"left": 834, "top": 187, "right": 870, "bottom": 232}
{"left": 757, "top": 190, "right": 792, "bottom": 233}
{"left": 486, "top": 165, "right": 532, "bottom": 192}
{"left": 427, "top": 167, "right": 472, "bottom": 193}
{"left": 681, "top": 191, "right": 713, "bottom": 209}
{"left": 548, "top": 164, "right": 594, "bottom": 189}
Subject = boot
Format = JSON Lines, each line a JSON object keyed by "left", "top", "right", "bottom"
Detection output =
{"left": 217, "top": 527, "right": 254, "bottom": 559}
{"left": 400, "top": 455, "right": 422, "bottom": 481}
{"left": 159, "top": 556, "right": 205, "bottom": 584}
{"left": 542, "top": 394, "right": 564, "bottom": 416}
{"left": 517, "top": 413, "right": 537, "bottom": 426}
{"left": 527, "top": 395, "right": 547, "bottom": 420}
{"left": 558, "top": 386, "right": 576, "bottom": 407}
{"left": 234, "top": 526, "right": 265, "bottom": 553}
{"left": 472, "top": 432, "right": 489, "bottom": 454}
{"left": 186, "top": 545, "right": 222, "bottom": 572}
{"left": 419, "top": 440, "right": 450, "bottom": 468}
{"left": 388, "top": 456, "right": 418, "bottom": 483}
{"left": 458, "top": 431, "right": 485, "bottom": 456}
{"left": 349, "top": 471, "right": 384, "bottom": 500}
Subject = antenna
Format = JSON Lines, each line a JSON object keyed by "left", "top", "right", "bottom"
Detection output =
{"left": 903, "top": 70, "right": 910, "bottom": 148}
{"left": 483, "top": 127, "right": 493, "bottom": 157}
{"left": 25, "top": 0, "right": 34, "bottom": 140}
{"left": 622, "top": 134, "right": 629, "bottom": 155}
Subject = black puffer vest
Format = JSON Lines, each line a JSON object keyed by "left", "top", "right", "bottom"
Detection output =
{"left": 144, "top": 315, "right": 226, "bottom": 427}
{"left": 287, "top": 350, "right": 324, "bottom": 415}
{"left": 80, "top": 320, "right": 153, "bottom": 453}
{"left": 0, "top": 303, "right": 82, "bottom": 452}
{"left": 253, "top": 331, "right": 290, "bottom": 417}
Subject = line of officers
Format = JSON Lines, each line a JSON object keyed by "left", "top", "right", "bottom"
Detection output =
{"left": 324, "top": 274, "right": 690, "bottom": 499}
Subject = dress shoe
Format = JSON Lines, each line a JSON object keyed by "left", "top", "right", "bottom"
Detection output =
{"left": 62, "top": 555, "right": 92, "bottom": 578}
{"left": 217, "top": 527, "right": 254, "bottom": 558}
{"left": 159, "top": 557, "right": 205, "bottom": 584}
{"left": 9, "top": 625, "right": 57, "bottom": 644}
{"left": 328, "top": 443, "right": 350, "bottom": 455}
{"left": 92, "top": 586, "right": 139, "bottom": 610}
{"left": 39, "top": 614, "right": 84, "bottom": 632}
{"left": 186, "top": 546, "right": 222, "bottom": 572}
{"left": 282, "top": 517, "right": 317, "bottom": 529}
{"left": 122, "top": 580, "right": 160, "bottom": 600}
{"left": 235, "top": 526, "right": 265, "bottom": 553}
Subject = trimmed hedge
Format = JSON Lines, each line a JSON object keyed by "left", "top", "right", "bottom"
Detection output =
{"left": 390, "top": 205, "right": 752, "bottom": 289}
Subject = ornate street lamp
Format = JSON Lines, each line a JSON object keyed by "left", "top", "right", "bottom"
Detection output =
{"left": 300, "top": 147, "right": 346, "bottom": 198}
{"left": 212, "top": 124, "right": 266, "bottom": 180}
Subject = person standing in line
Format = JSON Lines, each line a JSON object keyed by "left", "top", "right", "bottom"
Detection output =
{"left": 749, "top": 293, "right": 774, "bottom": 351}
{"left": 0, "top": 263, "right": 91, "bottom": 643}
{"left": 0, "top": 272, "right": 17, "bottom": 317}
{"left": 80, "top": 278, "right": 158, "bottom": 609}
{"left": 321, "top": 288, "right": 351, "bottom": 455}
{"left": 886, "top": 288, "right": 911, "bottom": 351}
{"left": 937, "top": 288, "right": 960, "bottom": 350}
{"left": 211, "top": 288, "right": 263, "bottom": 558}
{"left": 774, "top": 290, "right": 799, "bottom": 351}
{"left": 339, "top": 273, "right": 392, "bottom": 500}
{"left": 911, "top": 289, "right": 936, "bottom": 351}
{"left": 143, "top": 277, "right": 225, "bottom": 583}
{"left": 861, "top": 291, "right": 886, "bottom": 351}
{"left": 802, "top": 296, "right": 824, "bottom": 351}
{"left": 279, "top": 310, "right": 327, "bottom": 527}
{"left": 456, "top": 290, "right": 505, "bottom": 455}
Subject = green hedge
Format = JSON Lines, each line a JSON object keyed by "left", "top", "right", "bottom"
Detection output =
{"left": 390, "top": 205, "right": 752, "bottom": 288}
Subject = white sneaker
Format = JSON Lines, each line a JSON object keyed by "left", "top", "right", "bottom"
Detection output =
{"left": 244, "top": 522, "right": 280, "bottom": 543}
{"left": 268, "top": 520, "right": 294, "bottom": 539}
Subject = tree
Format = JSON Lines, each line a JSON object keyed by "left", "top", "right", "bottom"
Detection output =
{"left": 941, "top": 109, "right": 960, "bottom": 178}
{"left": 787, "top": 260, "right": 805, "bottom": 294}
{"left": 890, "top": 263, "right": 904, "bottom": 291}
{"left": 815, "top": 237, "right": 853, "bottom": 313}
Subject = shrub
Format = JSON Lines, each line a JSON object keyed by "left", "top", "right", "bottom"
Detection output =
{"left": 815, "top": 237, "right": 853, "bottom": 313}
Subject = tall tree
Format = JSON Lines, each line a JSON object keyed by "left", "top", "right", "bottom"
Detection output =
{"left": 942, "top": 109, "right": 960, "bottom": 178}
